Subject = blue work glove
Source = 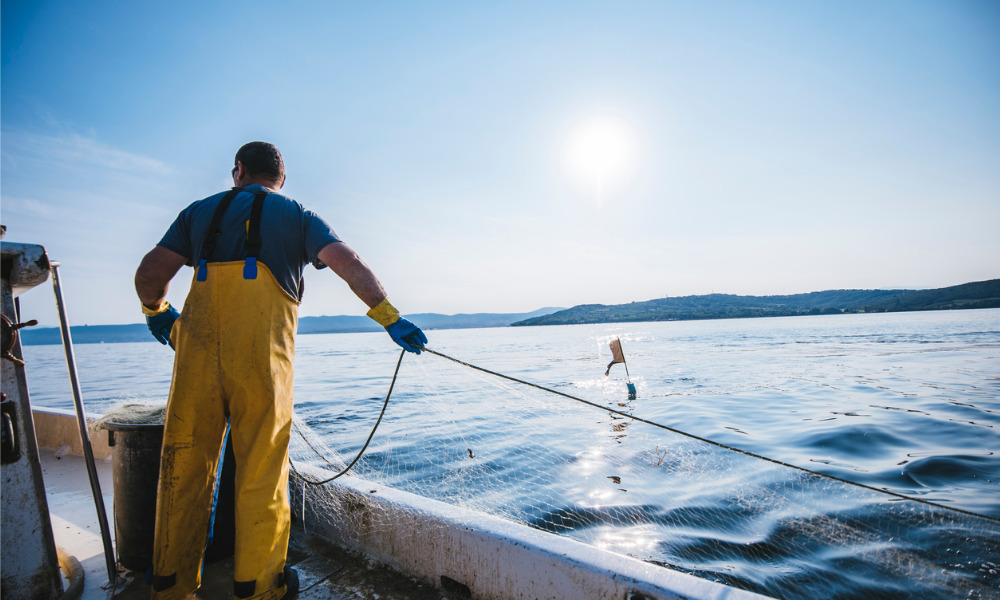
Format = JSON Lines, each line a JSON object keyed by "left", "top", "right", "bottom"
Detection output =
{"left": 144, "top": 304, "right": 179, "bottom": 349}
{"left": 385, "top": 318, "right": 427, "bottom": 354}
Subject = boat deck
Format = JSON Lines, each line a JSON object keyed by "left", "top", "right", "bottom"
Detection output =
{"left": 41, "top": 448, "right": 447, "bottom": 600}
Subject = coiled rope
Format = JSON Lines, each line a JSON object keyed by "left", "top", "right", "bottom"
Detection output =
{"left": 292, "top": 346, "right": 1000, "bottom": 524}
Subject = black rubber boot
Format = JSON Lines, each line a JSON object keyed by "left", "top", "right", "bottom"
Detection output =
{"left": 282, "top": 567, "right": 299, "bottom": 600}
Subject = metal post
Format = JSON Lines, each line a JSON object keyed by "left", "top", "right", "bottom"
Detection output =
{"left": 1, "top": 242, "right": 62, "bottom": 600}
{"left": 50, "top": 263, "right": 118, "bottom": 588}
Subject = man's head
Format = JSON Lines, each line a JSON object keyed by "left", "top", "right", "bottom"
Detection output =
{"left": 233, "top": 141, "right": 285, "bottom": 189}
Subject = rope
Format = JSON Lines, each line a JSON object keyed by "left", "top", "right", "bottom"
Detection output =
{"left": 421, "top": 348, "right": 1000, "bottom": 524}
{"left": 292, "top": 349, "right": 405, "bottom": 486}
{"left": 291, "top": 345, "right": 1000, "bottom": 524}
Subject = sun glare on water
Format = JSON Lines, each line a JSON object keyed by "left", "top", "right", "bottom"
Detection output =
{"left": 561, "top": 114, "right": 639, "bottom": 201}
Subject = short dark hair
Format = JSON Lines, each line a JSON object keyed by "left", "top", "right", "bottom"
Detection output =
{"left": 235, "top": 141, "right": 284, "bottom": 182}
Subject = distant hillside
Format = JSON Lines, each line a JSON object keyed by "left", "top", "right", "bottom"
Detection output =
{"left": 297, "top": 307, "right": 563, "bottom": 335}
{"left": 19, "top": 323, "right": 152, "bottom": 345}
{"left": 20, "top": 307, "right": 565, "bottom": 345}
{"left": 512, "top": 279, "right": 1000, "bottom": 327}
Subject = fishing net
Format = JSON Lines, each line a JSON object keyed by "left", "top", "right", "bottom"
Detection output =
{"left": 90, "top": 400, "right": 166, "bottom": 433}
{"left": 287, "top": 345, "right": 1000, "bottom": 600}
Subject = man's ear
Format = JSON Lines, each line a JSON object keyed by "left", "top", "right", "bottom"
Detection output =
{"left": 233, "top": 161, "right": 245, "bottom": 185}
{"left": 277, "top": 173, "right": 286, "bottom": 189}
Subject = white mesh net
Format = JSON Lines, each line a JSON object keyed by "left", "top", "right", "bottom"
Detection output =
{"left": 89, "top": 400, "right": 166, "bottom": 433}
{"left": 287, "top": 350, "right": 1000, "bottom": 600}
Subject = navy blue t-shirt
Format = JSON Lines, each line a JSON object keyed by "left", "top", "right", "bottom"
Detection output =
{"left": 158, "top": 185, "right": 341, "bottom": 300}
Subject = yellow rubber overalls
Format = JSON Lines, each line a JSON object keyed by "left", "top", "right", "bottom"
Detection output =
{"left": 151, "top": 189, "right": 297, "bottom": 600}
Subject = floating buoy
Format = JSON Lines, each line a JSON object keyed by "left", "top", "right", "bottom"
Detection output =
{"left": 605, "top": 337, "right": 637, "bottom": 399}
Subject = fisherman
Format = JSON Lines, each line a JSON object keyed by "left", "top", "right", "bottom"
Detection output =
{"left": 134, "top": 141, "right": 427, "bottom": 600}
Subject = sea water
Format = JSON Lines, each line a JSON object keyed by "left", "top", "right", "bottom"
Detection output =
{"left": 21, "top": 309, "right": 1000, "bottom": 599}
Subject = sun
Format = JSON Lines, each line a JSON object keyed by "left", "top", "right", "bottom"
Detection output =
{"left": 561, "top": 114, "right": 639, "bottom": 200}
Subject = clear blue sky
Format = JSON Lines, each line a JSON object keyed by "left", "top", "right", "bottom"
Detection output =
{"left": 3, "top": 1, "right": 998, "bottom": 326}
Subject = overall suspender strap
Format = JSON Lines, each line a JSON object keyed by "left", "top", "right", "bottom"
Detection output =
{"left": 243, "top": 191, "right": 268, "bottom": 280}
{"left": 197, "top": 188, "right": 242, "bottom": 282}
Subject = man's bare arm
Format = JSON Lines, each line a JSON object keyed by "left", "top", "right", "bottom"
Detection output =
{"left": 318, "top": 241, "right": 427, "bottom": 352}
{"left": 135, "top": 246, "right": 187, "bottom": 309}
{"left": 317, "top": 242, "right": 388, "bottom": 309}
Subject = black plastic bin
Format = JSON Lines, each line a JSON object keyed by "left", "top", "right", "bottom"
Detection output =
{"left": 104, "top": 423, "right": 235, "bottom": 572}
